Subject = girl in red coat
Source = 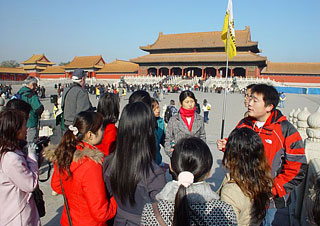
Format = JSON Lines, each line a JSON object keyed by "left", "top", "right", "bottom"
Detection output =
{"left": 45, "top": 111, "right": 117, "bottom": 226}
{"left": 96, "top": 92, "right": 120, "bottom": 156}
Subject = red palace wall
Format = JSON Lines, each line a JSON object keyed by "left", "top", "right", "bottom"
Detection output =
{"left": 260, "top": 75, "right": 320, "bottom": 83}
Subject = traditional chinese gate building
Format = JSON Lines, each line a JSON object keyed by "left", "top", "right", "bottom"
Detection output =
{"left": 64, "top": 55, "right": 105, "bottom": 79}
{"left": 131, "top": 26, "right": 267, "bottom": 78}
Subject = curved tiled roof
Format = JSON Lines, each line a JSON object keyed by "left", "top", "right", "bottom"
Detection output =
{"left": 40, "top": 66, "right": 65, "bottom": 74}
{"left": 21, "top": 54, "right": 55, "bottom": 65}
{"left": 98, "top": 60, "right": 138, "bottom": 73}
{"left": 65, "top": 55, "right": 105, "bottom": 69}
{"left": 0, "top": 67, "right": 27, "bottom": 74}
{"left": 131, "top": 51, "right": 266, "bottom": 63}
{"left": 261, "top": 62, "right": 320, "bottom": 75}
{"left": 140, "top": 26, "right": 257, "bottom": 51}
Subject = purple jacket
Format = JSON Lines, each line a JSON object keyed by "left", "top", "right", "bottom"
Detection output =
{"left": 0, "top": 149, "right": 40, "bottom": 226}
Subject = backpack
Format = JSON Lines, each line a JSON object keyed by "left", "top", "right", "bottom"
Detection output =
{"left": 164, "top": 106, "right": 172, "bottom": 123}
{"left": 164, "top": 106, "right": 177, "bottom": 123}
{"left": 11, "top": 90, "right": 34, "bottom": 100}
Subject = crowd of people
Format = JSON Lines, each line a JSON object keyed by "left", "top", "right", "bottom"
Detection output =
{"left": 0, "top": 70, "right": 316, "bottom": 226}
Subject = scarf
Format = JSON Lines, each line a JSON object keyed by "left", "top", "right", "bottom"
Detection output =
{"left": 180, "top": 107, "right": 195, "bottom": 132}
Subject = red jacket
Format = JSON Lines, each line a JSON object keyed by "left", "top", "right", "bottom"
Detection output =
{"left": 46, "top": 142, "right": 117, "bottom": 226}
{"left": 236, "top": 109, "right": 307, "bottom": 208}
{"left": 96, "top": 123, "right": 117, "bottom": 156}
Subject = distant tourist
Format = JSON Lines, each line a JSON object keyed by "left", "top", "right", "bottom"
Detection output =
{"left": 164, "top": 99, "right": 178, "bottom": 123}
{"left": 202, "top": 99, "right": 211, "bottom": 123}
{"left": 279, "top": 92, "right": 286, "bottom": 108}
{"left": 17, "top": 76, "right": 44, "bottom": 145}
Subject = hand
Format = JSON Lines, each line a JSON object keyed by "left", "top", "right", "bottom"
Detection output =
{"left": 217, "top": 139, "right": 227, "bottom": 151}
{"left": 170, "top": 148, "right": 174, "bottom": 152}
{"left": 28, "top": 143, "right": 38, "bottom": 156}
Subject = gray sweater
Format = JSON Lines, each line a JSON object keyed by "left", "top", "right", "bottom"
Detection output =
{"left": 62, "top": 83, "right": 92, "bottom": 126}
{"left": 164, "top": 112, "right": 206, "bottom": 157}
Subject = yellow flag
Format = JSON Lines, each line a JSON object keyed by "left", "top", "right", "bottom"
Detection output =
{"left": 221, "top": 0, "right": 236, "bottom": 59}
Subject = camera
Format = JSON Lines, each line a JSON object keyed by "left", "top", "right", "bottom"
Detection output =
{"left": 35, "top": 136, "right": 50, "bottom": 154}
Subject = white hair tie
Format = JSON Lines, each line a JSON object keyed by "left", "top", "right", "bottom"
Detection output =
{"left": 68, "top": 125, "right": 79, "bottom": 136}
{"left": 178, "top": 171, "right": 194, "bottom": 188}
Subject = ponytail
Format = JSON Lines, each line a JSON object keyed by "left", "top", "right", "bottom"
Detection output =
{"left": 173, "top": 185, "right": 190, "bottom": 226}
{"left": 55, "top": 111, "right": 103, "bottom": 178}
{"left": 55, "top": 129, "right": 80, "bottom": 177}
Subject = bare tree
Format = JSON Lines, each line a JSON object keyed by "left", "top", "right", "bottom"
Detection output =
{"left": 0, "top": 60, "right": 20, "bottom": 68}
{"left": 59, "top": 61, "right": 71, "bottom": 66}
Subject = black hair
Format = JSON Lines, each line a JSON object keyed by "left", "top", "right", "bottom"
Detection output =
{"left": 170, "top": 99, "right": 175, "bottom": 105}
{"left": 151, "top": 97, "right": 159, "bottom": 110}
{"left": 171, "top": 137, "right": 213, "bottom": 226}
{"left": 97, "top": 92, "right": 120, "bottom": 128}
{"left": 129, "top": 90, "right": 151, "bottom": 107}
{"left": 0, "top": 109, "right": 26, "bottom": 157}
{"left": 246, "top": 84, "right": 255, "bottom": 90}
{"left": 250, "top": 84, "right": 279, "bottom": 110}
{"left": 106, "top": 102, "right": 156, "bottom": 205}
{"left": 55, "top": 111, "right": 103, "bottom": 177}
{"left": 5, "top": 99, "right": 32, "bottom": 120}
{"left": 179, "top": 90, "right": 196, "bottom": 104}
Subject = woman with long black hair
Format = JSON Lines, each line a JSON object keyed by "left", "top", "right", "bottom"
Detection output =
{"left": 103, "top": 101, "right": 166, "bottom": 225}
{"left": 141, "top": 137, "right": 237, "bottom": 225}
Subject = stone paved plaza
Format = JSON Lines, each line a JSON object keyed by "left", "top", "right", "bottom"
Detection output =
{"left": 8, "top": 83, "right": 320, "bottom": 225}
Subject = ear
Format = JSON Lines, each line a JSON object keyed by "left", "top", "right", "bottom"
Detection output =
{"left": 266, "top": 104, "right": 274, "bottom": 113}
{"left": 85, "top": 131, "right": 94, "bottom": 141}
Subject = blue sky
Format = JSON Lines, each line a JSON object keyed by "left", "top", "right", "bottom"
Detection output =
{"left": 0, "top": 0, "right": 319, "bottom": 65}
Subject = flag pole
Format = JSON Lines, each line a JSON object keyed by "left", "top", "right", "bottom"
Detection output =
{"left": 220, "top": 18, "right": 231, "bottom": 139}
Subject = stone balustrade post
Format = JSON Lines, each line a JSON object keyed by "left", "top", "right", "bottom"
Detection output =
{"left": 293, "top": 108, "right": 301, "bottom": 128}
{"left": 289, "top": 109, "right": 295, "bottom": 124}
{"left": 297, "top": 107, "right": 311, "bottom": 140}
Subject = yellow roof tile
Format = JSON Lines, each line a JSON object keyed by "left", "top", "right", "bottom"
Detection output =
{"left": 65, "top": 55, "right": 105, "bottom": 69}
{"left": 98, "top": 60, "right": 138, "bottom": 73}
{"left": 140, "top": 26, "right": 257, "bottom": 51}
{"left": 0, "top": 67, "right": 27, "bottom": 74}
{"left": 261, "top": 62, "right": 320, "bottom": 74}
{"left": 40, "top": 66, "right": 65, "bottom": 74}
{"left": 21, "top": 54, "right": 55, "bottom": 65}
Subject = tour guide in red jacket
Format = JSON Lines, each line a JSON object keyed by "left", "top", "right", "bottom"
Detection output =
{"left": 217, "top": 84, "right": 307, "bottom": 225}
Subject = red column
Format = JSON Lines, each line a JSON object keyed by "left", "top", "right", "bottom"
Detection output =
{"left": 168, "top": 68, "right": 171, "bottom": 76}
{"left": 138, "top": 67, "right": 141, "bottom": 76}
{"left": 182, "top": 67, "right": 184, "bottom": 77}
{"left": 157, "top": 67, "right": 159, "bottom": 77}
{"left": 216, "top": 68, "right": 219, "bottom": 77}
{"left": 202, "top": 67, "right": 204, "bottom": 78}
{"left": 231, "top": 67, "right": 233, "bottom": 77}
{"left": 245, "top": 67, "right": 248, "bottom": 78}
{"left": 255, "top": 67, "right": 260, "bottom": 77}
